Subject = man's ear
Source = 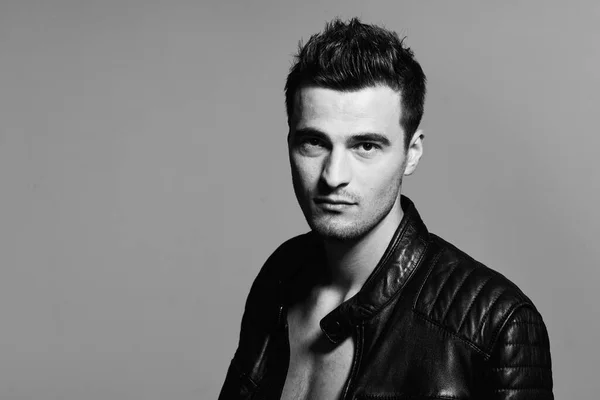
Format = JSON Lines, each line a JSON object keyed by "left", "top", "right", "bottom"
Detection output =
{"left": 404, "top": 130, "right": 424, "bottom": 176}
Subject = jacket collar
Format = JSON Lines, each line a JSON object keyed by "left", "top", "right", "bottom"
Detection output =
{"left": 313, "top": 195, "right": 430, "bottom": 344}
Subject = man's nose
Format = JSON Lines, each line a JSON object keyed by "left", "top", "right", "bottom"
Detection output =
{"left": 321, "top": 148, "right": 351, "bottom": 189}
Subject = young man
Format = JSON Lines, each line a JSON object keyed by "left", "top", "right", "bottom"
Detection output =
{"left": 219, "top": 18, "right": 553, "bottom": 400}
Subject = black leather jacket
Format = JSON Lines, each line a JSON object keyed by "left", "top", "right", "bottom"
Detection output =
{"left": 219, "top": 196, "right": 553, "bottom": 399}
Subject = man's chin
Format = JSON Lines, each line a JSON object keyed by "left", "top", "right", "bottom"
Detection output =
{"left": 309, "top": 220, "right": 366, "bottom": 242}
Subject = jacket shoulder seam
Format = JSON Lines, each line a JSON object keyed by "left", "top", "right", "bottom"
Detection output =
{"left": 412, "top": 309, "right": 491, "bottom": 358}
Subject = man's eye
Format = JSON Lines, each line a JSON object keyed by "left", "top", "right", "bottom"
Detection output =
{"left": 353, "top": 142, "right": 382, "bottom": 158}
{"left": 361, "top": 143, "right": 374, "bottom": 151}
{"left": 301, "top": 138, "right": 324, "bottom": 148}
{"left": 296, "top": 137, "right": 326, "bottom": 155}
{"left": 356, "top": 142, "right": 378, "bottom": 152}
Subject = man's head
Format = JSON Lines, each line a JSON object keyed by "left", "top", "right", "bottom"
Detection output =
{"left": 286, "top": 18, "right": 426, "bottom": 242}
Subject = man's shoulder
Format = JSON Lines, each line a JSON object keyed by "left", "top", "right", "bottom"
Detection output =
{"left": 413, "top": 233, "right": 539, "bottom": 357}
{"left": 253, "top": 231, "right": 319, "bottom": 284}
{"left": 242, "top": 232, "right": 318, "bottom": 318}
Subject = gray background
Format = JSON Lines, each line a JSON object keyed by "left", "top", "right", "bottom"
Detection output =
{"left": 1, "top": 0, "right": 598, "bottom": 399}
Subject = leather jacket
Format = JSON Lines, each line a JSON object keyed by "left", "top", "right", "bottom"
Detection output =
{"left": 219, "top": 196, "right": 553, "bottom": 399}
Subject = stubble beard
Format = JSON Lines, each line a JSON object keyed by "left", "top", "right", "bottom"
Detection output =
{"left": 297, "top": 176, "right": 404, "bottom": 243}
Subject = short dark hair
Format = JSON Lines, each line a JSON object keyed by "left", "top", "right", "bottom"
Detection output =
{"left": 285, "top": 18, "right": 426, "bottom": 149}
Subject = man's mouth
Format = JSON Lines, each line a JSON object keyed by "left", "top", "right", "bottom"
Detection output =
{"left": 313, "top": 197, "right": 355, "bottom": 205}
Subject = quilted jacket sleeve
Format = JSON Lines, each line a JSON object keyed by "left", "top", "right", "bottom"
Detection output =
{"left": 483, "top": 305, "right": 554, "bottom": 399}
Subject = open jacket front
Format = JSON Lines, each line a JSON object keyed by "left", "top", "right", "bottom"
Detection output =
{"left": 219, "top": 196, "right": 553, "bottom": 399}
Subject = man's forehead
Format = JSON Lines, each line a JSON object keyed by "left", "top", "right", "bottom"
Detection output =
{"left": 291, "top": 86, "right": 403, "bottom": 133}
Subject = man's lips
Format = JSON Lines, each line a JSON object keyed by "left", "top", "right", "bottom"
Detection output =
{"left": 313, "top": 197, "right": 356, "bottom": 205}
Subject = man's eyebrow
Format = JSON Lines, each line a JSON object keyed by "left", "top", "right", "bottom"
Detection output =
{"left": 293, "top": 128, "right": 327, "bottom": 138}
{"left": 350, "top": 133, "right": 391, "bottom": 147}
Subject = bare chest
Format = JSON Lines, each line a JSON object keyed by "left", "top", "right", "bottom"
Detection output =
{"left": 280, "top": 309, "right": 355, "bottom": 400}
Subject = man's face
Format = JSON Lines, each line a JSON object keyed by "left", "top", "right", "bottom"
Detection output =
{"left": 288, "top": 85, "right": 422, "bottom": 241}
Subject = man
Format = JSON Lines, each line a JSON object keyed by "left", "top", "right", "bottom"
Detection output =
{"left": 219, "top": 18, "right": 553, "bottom": 400}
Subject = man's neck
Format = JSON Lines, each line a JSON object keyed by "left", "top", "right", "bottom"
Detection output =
{"left": 320, "top": 199, "right": 404, "bottom": 300}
